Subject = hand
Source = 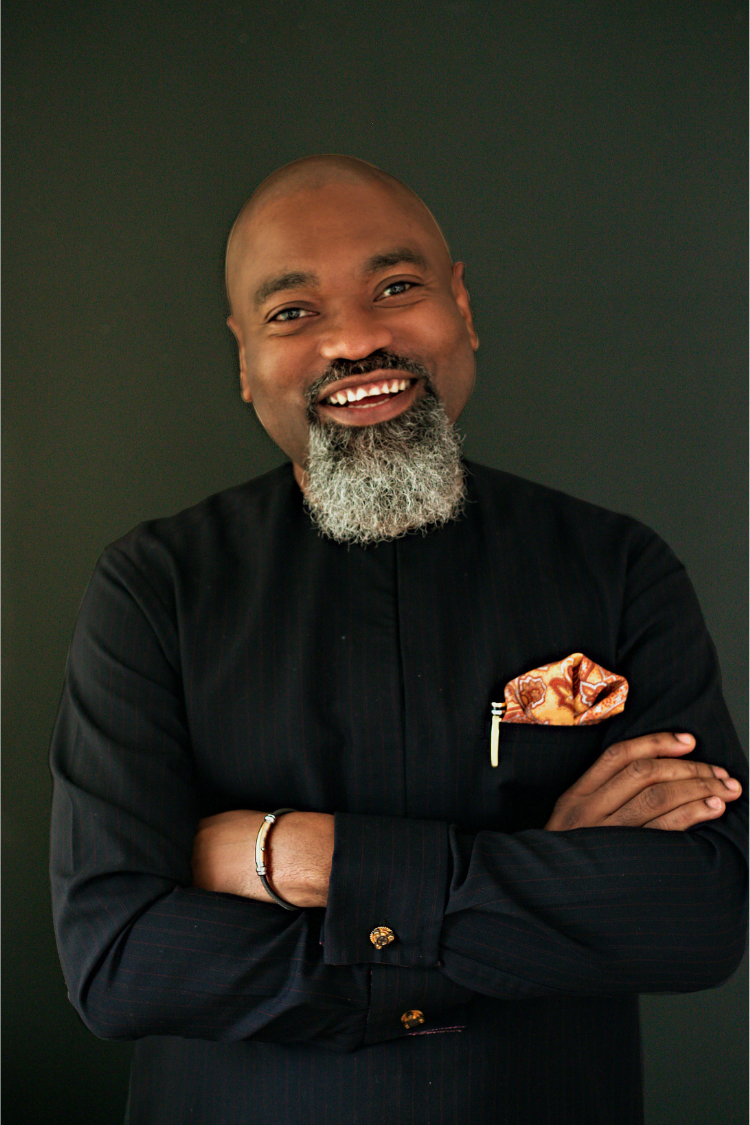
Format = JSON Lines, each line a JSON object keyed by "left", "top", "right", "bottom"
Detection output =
{"left": 191, "top": 809, "right": 334, "bottom": 908}
{"left": 545, "top": 732, "right": 742, "bottom": 831}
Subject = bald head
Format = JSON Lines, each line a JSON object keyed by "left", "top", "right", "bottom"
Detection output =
{"left": 225, "top": 155, "right": 452, "bottom": 314}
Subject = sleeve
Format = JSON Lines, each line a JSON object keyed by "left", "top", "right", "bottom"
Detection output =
{"left": 50, "top": 544, "right": 472, "bottom": 1052}
{"left": 323, "top": 530, "right": 748, "bottom": 999}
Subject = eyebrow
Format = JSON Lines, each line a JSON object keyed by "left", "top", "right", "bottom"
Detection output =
{"left": 254, "top": 270, "right": 319, "bottom": 309}
{"left": 252, "top": 247, "right": 430, "bottom": 310}
{"left": 360, "top": 246, "right": 430, "bottom": 275}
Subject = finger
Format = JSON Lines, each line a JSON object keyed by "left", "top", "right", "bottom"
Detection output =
{"left": 595, "top": 757, "right": 732, "bottom": 814}
{"left": 603, "top": 776, "right": 742, "bottom": 828}
{"left": 642, "top": 795, "right": 727, "bottom": 831}
{"left": 556, "top": 759, "right": 732, "bottom": 828}
{"left": 571, "top": 732, "right": 697, "bottom": 796}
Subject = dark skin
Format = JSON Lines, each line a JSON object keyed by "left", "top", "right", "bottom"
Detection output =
{"left": 225, "top": 159, "right": 478, "bottom": 482}
{"left": 192, "top": 157, "right": 742, "bottom": 909}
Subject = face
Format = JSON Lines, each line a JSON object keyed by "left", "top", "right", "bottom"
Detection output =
{"left": 227, "top": 179, "right": 479, "bottom": 479}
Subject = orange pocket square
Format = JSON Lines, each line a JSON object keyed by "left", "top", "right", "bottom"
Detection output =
{"left": 503, "top": 652, "right": 628, "bottom": 725}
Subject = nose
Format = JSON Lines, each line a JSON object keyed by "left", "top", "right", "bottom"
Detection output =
{"left": 318, "top": 304, "right": 394, "bottom": 363}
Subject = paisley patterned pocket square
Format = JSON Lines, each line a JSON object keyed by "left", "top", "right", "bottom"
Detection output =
{"left": 503, "top": 652, "right": 628, "bottom": 725}
{"left": 489, "top": 653, "right": 628, "bottom": 764}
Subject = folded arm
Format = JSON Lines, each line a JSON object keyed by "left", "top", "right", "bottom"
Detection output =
{"left": 322, "top": 537, "right": 748, "bottom": 997}
{"left": 193, "top": 730, "right": 743, "bottom": 908}
{"left": 195, "top": 729, "right": 745, "bottom": 1001}
{"left": 51, "top": 530, "right": 747, "bottom": 1052}
{"left": 50, "top": 547, "right": 470, "bottom": 1052}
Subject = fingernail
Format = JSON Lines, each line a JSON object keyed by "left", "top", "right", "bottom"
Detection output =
{"left": 724, "top": 778, "right": 740, "bottom": 791}
{"left": 705, "top": 797, "right": 723, "bottom": 810}
{"left": 675, "top": 733, "right": 694, "bottom": 744}
{"left": 712, "top": 767, "right": 728, "bottom": 778}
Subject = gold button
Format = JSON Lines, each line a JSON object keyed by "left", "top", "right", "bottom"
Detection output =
{"left": 369, "top": 926, "right": 395, "bottom": 949}
{"left": 401, "top": 1010, "right": 426, "bottom": 1030}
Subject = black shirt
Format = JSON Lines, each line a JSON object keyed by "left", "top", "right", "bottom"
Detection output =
{"left": 50, "top": 461, "right": 747, "bottom": 1124}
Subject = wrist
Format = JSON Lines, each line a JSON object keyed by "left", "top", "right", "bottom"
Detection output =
{"left": 255, "top": 809, "right": 301, "bottom": 909}
{"left": 268, "top": 811, "right": 334, "bottom": 908}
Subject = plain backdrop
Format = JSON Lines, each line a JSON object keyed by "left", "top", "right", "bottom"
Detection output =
{"left": 4, "top": 2, "right": 747, "bottom": 1123}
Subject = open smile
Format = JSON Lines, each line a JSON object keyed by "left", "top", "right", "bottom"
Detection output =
{"left": 315, "top": 374, "right": 419, "bottom": 425}
{"left": 323, "top": 376, "right": 413, "bottom": 406}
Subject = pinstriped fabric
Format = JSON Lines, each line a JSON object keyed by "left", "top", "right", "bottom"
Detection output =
{"left": 127, "top": 996, "right": 644, "bottom": 1124}
{"left": 50, "top": 461, "right": 746, "bottom": 1124}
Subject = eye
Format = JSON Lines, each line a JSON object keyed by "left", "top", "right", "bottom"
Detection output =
{"left": 269, "top": 307, "right": 314, "bottom": 323}
{"left": 380, "top": 280, "right": 416, "bottom": 298}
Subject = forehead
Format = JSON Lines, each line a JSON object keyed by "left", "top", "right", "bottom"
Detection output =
{"left": 241, "top": 180, "right": 447, "bottom": 279}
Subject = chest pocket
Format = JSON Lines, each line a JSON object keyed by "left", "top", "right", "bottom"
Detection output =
{"left": 489, "top": 722, "right": 605, "bottom": 832}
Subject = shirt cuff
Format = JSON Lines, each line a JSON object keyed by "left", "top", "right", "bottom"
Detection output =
{"left": 324, "top": 812, "right": 450, "bottom": 968}
{"left": 363, "top": 965, "right": 471, "bottom": 1046}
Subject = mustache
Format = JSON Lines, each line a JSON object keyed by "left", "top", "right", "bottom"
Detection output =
{"left": 305, "top": 350, "right": 433, "bottom": 416}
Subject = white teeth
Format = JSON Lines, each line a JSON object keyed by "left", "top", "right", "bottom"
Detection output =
{"left": 325, "top": 377, "right": 411, "bottom": 405}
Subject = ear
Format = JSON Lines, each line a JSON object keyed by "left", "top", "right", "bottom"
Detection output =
{"left": 227, "top": 316, "right": 252, "bottom": 403}
{"left": 451, "top": 262, "right": 479, "bottom": 351}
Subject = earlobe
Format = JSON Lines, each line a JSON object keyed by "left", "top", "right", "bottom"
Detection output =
{"left": 239, "top": 354, "right": 252, "bottom": 402}
{"left": 451, "top": 262, "right": 479, "bottom": 351}
{"left": 227, "top": 315, "right": 252, "bottom": 402}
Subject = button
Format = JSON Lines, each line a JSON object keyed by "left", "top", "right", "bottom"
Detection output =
{"left": 401, "top": 1010, "right": 426, "bottom": 1030}
{"left": 369, "top": 926, "right": 395, "bottom": 949}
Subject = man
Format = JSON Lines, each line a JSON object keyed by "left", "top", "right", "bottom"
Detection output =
{"left": 51, "top": 155, "right": 746, "bottom": 1125}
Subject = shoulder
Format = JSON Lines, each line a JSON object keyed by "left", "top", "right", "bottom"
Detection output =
{"left": 89, "top": 463, "right": 300, "bottom": 606}
{"left": 107, "top": 462, "right": 296, "bottom": 560}
{"left": 466, "top": 459, "right": 633, "bottom": 524}
{"left": 463, "top": 460, "right": 682, "bottom": 581}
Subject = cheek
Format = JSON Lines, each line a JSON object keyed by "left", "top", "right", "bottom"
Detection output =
{"left": 244, "top": 361, "right": 313, "bottom": 464}
{"left": 246, "top": 358, "right": 296, "bottom": 411}
{"left": 253, "top": 384, "right": 302, "bottom": 435}
{"left": 428, "top": 325, "right": 476, "bottom": 418}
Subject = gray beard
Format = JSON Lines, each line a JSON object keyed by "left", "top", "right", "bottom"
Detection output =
{"left": 303, "top": 382, "right": 466, "bottom": 545}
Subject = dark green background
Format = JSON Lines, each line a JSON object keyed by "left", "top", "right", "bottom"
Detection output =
{"left": 4, "top": 2, "right": 747, "bottom": 1122}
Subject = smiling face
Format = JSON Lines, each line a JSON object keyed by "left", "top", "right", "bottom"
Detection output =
{"left": 226, "top": 167, "right": 479, "bottom": 482}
